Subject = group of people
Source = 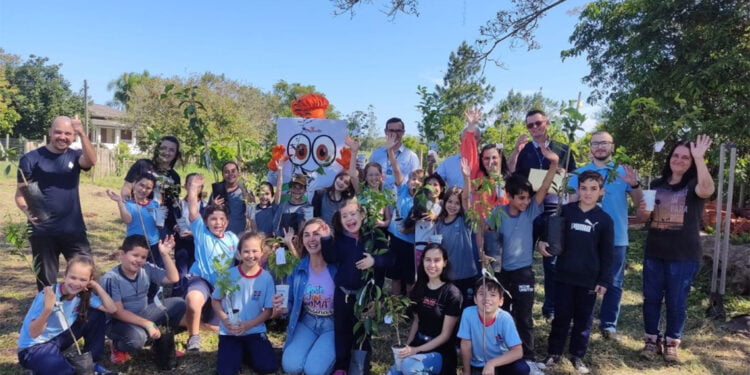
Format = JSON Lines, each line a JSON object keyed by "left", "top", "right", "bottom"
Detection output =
{"left": 14, "top": 109, "right": 714, "bottom": 375}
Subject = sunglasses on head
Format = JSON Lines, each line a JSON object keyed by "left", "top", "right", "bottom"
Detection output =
{"left": 526, "top": 120, "right": 545, "bottom": 129}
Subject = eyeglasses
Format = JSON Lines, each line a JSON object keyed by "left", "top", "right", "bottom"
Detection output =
{"left": 387, "top": 129, "right": 405, "bottom": 134}
{"left": 590, "top": 141, "right": 613, "bottom": 148}
{"left": 526, "top": 120, "right": 545, "bottom": 129}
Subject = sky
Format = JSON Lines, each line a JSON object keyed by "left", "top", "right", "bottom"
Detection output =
{"left": 0, "top": 0, "right": 599, "bottom": 135}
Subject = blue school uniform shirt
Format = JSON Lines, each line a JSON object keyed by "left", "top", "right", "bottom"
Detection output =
{"left": 18, "top": 283, "right": 103, "bottom": 349}
{"left": 388, "top": 183, "right": 415, "bottom": 243}
{"left": 189, "top": 215, "right": 238, "bottom": 285}
{"left": 567, "top": 161, "right": 631, "bottom": 246}
{"left": 457, "top": 306, "right": 522, "bottom": 367}
{"left": 124, "top": 200, "right": 160, "bottom": 245}
{"left": 101, "top": 264, "right": 166, "bottom": 313}
{"left": 496, "top": 201, "right": 544, "bottom": 271}
{"left": 436, "top": 215, "right": 478, "bottom": 280}
{"left": 251, "top": 203, "right": 277, "bottom": 237}
{"left": 211, "top": 266, "right": 275, "bottom": 335}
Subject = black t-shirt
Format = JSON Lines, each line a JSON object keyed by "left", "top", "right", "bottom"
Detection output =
{"left": 410, "top": 282, "right": 462, "bottom": 374}
{"left": 514, "top": 140, "right": 577, "bottom": 179}
{"left": 645, "top": 178, "right": 705, "bottom": 262}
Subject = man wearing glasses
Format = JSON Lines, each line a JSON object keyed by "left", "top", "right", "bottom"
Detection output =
{"left": 508, "top": 109, "right": 577, "bottom": 322}
{"left": 566, "top": 131, "right": 642, "bottom": 342}
{"left": 368, "top": 117, "right": 420, "bottom": 192}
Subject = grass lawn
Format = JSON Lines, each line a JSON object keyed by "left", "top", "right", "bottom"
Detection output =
{"left": 0, "top": 162, "right": 747, "bottom": 374}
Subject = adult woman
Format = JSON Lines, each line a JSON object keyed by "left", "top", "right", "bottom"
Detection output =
{"left": 389, "top": 243, "right": 462, "bottom": 375}
{"left": 120, "top": 136, "right": 182, "bottom": 244}
{"left": 638, "top": 135, "right": 714, "bottom": 362}
{"left": 275, "top": 218, "right": 337, "bottom": 375}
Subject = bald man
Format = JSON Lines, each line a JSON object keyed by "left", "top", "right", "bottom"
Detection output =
{"left": 15, "top": 115, "right": 97, "bottom": 290}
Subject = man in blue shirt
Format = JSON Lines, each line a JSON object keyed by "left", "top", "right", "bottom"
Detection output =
{"left": 15, "top": 115, "right": 97, "bottom": 290}
{"left": 368, "top": 117, "right": 420, "bottom": 193}
{"left": 567, "top": 131, "right": 642, "bottom": 341}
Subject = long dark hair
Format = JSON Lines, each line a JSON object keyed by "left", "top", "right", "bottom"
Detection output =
{"left": 65, "top": 254, "right": 96, "bottom": 324}
{"left": 478, "top": 144, "right": 510, "bottom": 178}
{"left": 152, "top": 135, "right": 181, "bottom": 170}
{"left": 438, "top": 186, "right": 465, "bottom": 221}
{"left": 659, "top": 140, "right": 697, "bottom": 190}
{"left": 327, "top": 171, "right": 356, "bottom": 200}
{"left": 411, "top": 244, "right": 451, "bottom": 302}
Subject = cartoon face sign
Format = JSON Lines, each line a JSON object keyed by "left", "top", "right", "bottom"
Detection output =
{"left": 287, "top": 133, "right": 337, "bottom": 172}
{"left": 278, "top": 118, "right": 347, "bottom": 177}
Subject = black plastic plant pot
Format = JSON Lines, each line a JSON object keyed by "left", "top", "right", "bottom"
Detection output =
{"left": 65, "top": 350, "right": 94, "bottom": 375}
{"left": 546, "top": 214, "right": 566, "bottom": 256}
{"left": 152, "top": 331, "right": 177, "bottom": 370}
{"left": 20, "top": 182, "right": 51, "bottom": 223}
{"left": 348, "top": 349, "right": 370, "bottom": 375}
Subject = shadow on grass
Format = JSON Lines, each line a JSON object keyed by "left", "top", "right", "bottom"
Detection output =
{"left": 0, "top": 362, "right": 24, "bottom": 375}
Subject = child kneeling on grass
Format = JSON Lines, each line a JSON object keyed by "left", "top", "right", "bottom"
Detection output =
{"left": 458, "top": 276, "right": 530, "bottom": 375}
{"left": 537, "top": 170, "right": 614, "bottom": 374}
{"left": 211, "top": 231, "right": 277, "bottom": 375}
{"left": 17, "top": 255, "right": 118, "bottom": 375}
{"left": 101, "top": 235, "right": 185, "bottom": 364}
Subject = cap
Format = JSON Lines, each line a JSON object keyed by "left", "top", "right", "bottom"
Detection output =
{"left": 290, "top": 173, "right": 308, "bottom": 187}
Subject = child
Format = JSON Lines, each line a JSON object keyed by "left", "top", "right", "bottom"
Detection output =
{"left": 101, "top": 235, "right": 185, "bottom": 364}
{"left": 183, "top": 173, "right": 239, "bottom": 352}
{"left": 172, "top": 173, "right": 207, "bottom": 297}
{"left": 17, "top": 255, "right": 118, "bottom": 375}
{"left": 388, "top": 165, "right": 423, "bottom": 295}
{"left": 107, "top": 174, "right": 164, "bottom": 267}
{"left": 321, "top": 199, "right": 393, "bottom": 374}
{"left": 437, "top": 160, "right": 479, "bottom": 305}
{"left": 405, "top": 173, "right": 445, "bottom": 273}
{"left": 492, "top": 145, "right": 558, "bottom": 372}
{"left": 312, "top": 171, "right": 357, "bottom": 226}
{"left": 361, "top": 161, "right": 393, "bottom": 229}
{"left": 248, "top": 181, "right": 280, "bottom": 237}
{"left": 388, "top": 244, "right": 462, "bottom": 375}
{"left": 538, "top": 170, "right": 614, "bottom": 374}
{"left": 272, "top": 171, "right": 312, "bottom": 237}
{"left": 457, "top": 277, "right": 530, "bottom": 375}
{"left": 211, "top": 232, "right": 277, "bottom": 375}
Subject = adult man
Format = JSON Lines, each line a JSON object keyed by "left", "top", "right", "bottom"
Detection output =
{"left": 16, "top": 115, "right": 97, "bottom": 290}
{"left": 211, "top": 161, "right": 251, "bottom": 235}
{"left": 508, "top": 109, "right": 577, "bottom": 321}
{"left": 368, "top": 117, "right": 420, "bottom": 192}
{"left": 566, "top": 131, "right": 642, "bottom": 340}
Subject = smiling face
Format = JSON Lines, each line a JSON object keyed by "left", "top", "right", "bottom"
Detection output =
{"left": 120, "top": 246, "right": 149, "bottom": 277}
{"left": 206, "top": 210, "right": 229, "bottom": 237}
{"left": 133, "top": 178, "right": 155, "bottom": 202}
{"left": 302, "top": 222, "right": 325, "bottom": 255}
{"left": 48, "top": 117, "right": 76, "bottom": 153}
{"left": 589, "top": 132, "right": 614, "bottom": 162}
{"left": 669, "top": 145, "right": 693, "bottom": 177}
{"left": 238, "top": 238, "right": 263, "bottom": 270}
{"left": 481, "top": 147, "right": 502, "bottom": 175}
{"left": 508, "top": 190, "right": 531, "bottom": 214}
{"left": 444, "top": 193, "right": 462, "bottom": 218}
{"left": 62, "top": 262, "right": 93, "bottom": 296}
{"left": 339, "top": 202, "right": 363, "bottom": 234}
{"left": 407, "top": 172, "right": 422, "bottom": 192}
{"left": 257, "top": 184, "right": 273, "bottom": 205}
{"left": 425, "top": 177, "right": 442, "bottom": 200}
{"left": 365, "top": 166, "right": 383, "bottom": 189}
{"left": 474, "top": 283, "right": 502, "bottom": 317}
{"left": 333, "top": 174, "right": 351, "bottom": 192}
{"left": 222, "top": 163, "right": 240, "bottom": 187}
{"left": 288, "top": 182, "right": 306, "bottom": 203}
{"left": 157, "top": 140, "right": 178, "bottom": 166}
{"left": 525, "top": 112, "right": 549, "bottom": 140}
{"left": 422, "top": 247, "right": 446, "bottom": 281}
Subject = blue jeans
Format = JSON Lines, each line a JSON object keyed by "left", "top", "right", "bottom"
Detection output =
{"left": 282, "top": 313, "right": 335, "bottom": 375}
{"left": 599, "top": 245, "right": 627, "bottom": 331}
{"left": 108, "top": 297, "right": 186, "bottom": 352}
{"left": 642, "top": 258, "right": 700, "bottom": 339}
{"left": 387, "top": 352, "right": 442, "bottom": 375}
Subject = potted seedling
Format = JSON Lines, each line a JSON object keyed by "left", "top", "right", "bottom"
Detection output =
{"left": 151, "top": 286, "right": 177, "bottom": 370}
{"left": 3, "top": 151, "right": 51, "bottom": 223}
{"left": 212, "top": 252, "right": 241, "bottom": 333}
{"left": 382, "top": 294, "right": 414, "bottom": 371}
{"left": 3, "top": 218, "right": 93, "bottom": 374}
{"left": 266, "top": 237, "right": 300, "bottom": 310}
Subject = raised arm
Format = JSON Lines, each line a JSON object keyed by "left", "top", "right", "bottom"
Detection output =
{"left": 507, "top": 134, "right": 529, "bottom": 174}
{"left": 28, "top": 287, "right": 56, "bottom": 338}
{"left": 187, "top": 174, "right": 205, "bottom": 222}
{"left": 106, "top": 189, "right": 133, "bottom": 224}
{"left": 274, "top": 161, "right": 283, "bottom": 205}
{"left": 346, "top": 137, "right": 361, "bottom": 194}
{"left": 386, "top": 134, "right": 404, "bottom": 187}
{"left": 534, "top": 145, "right": 560, "bottom": 205}
{"left": 460, "top": 157, "right": 471, "bottom": 208}
{"left": 158, "top": 235, "right": 180, "bottom": 284}
{"left": 461, "top": 108, "right": 481, "bottom": 178}
{"left": 72, "top": 115, "right": 97, "bottom": 169}
{"left": 691, "top": 134, "right": 715, "bottom": 199}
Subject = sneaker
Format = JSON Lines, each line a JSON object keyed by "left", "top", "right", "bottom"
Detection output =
{"left": 640, "top": 336, "right": 662, "bottom": 360}
{"left": 663, "top": 338, "right": 681, "bottom": 363}
{"left": 109, "top": 347, "right": 131, "bottom": 364}
{"left": 570, "top": 356, "right": 590, "bottom": 374}
{"left": 175, "top": 348, "right": 185, "bottom": 358}
{"left": 94, "top": 363, "right": 119, "bottom": 375}
{"left": 537, "top": 354, "right": 561, "bottom": 370}
{"left": 187, "top": 334, "right": 201, "bottom": 352}
{"left": 526, "top": 359, "right": 546, "bottom": 375}
{"left": 602, "top": 329, "right": 623, "bottom": 342}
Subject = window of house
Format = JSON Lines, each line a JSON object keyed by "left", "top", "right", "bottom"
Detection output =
{"left": 120, "top": 129, "right": 133, "bottom": 141}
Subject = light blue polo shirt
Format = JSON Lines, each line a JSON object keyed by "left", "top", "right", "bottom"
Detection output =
{"left": 567, "top": 161, "right": 632, "bottom": 246}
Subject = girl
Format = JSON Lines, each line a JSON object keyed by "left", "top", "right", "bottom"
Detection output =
{"left": 321, "top": 199, "right": 393, "bottom": 374}
{"left": 107, "top": 174, "right": 164, "bottom": 267}
{"left": 404, "top": 173, "right": 446, "bottom": 277}
{"left": 361, "top": 162, "right": 393, "bottom": 229}
{"left": 182, "top": 173, "right": 238, "bottom": 352}
{"left": 388, "top": 167, "right": 424, "bottom": 296}
{"left": 17, "top": 255, "right": 117, "bottom": 375}
{"left": 312, "top": 171, "right": 357, "bottom": 226}
{"left": 101, "top": 235, "right": 185, "bottom": 364}
{"left": 249, "top": 181, "right": 280, "bottom": 237}
{"left": 637, "top": 135, "right": 714, "bottom": 362}
{"left": 389, "top": 244, "right": 463, "bottom": 375}
{"left": 275, "top": 218, "right": 337, "bottom": 375}
{"left": 211, "top": 232, "right": 277, "bottom": 375}
{"left": 436, "top": 160, "right": 480, "bottom": 305}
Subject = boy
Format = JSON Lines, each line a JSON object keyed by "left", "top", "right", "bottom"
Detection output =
{"left": 538, "top": 170, "right": 614, "bottom": 374}
{"left": 491, "top": 145, "right": 558, "bottom": 373}
{"left": 458, "top": 276, "right": 530, "bottom": 375}
{"left": 272, "top": 173, "right": 311, "bottom": 237}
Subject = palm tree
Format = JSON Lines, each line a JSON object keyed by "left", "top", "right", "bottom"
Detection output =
{"left": 107, "top": 71, "right": 150, "bottom": 110}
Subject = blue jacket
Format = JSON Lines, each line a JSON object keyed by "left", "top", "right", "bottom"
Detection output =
{"left": 283, "top": 255, "right": 337, "bottom": 350}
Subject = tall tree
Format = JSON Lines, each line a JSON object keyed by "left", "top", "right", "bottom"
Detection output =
{"left": 0, "top": 67, "right": 20, "bottom": 135}
{"left": 2, "top": 53, "right": 83, "bottom": 139}
{"left": 271, "top": 80, "right": 339, "bottom": 119}
{"left": 563, "top": 0, "right": 750, "bottom": 162}
{"left": 417, "top": 41, "right": 495, "bottom": 155}
{"left": 107, "top": 70, "right": 151, "bottom": 110}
